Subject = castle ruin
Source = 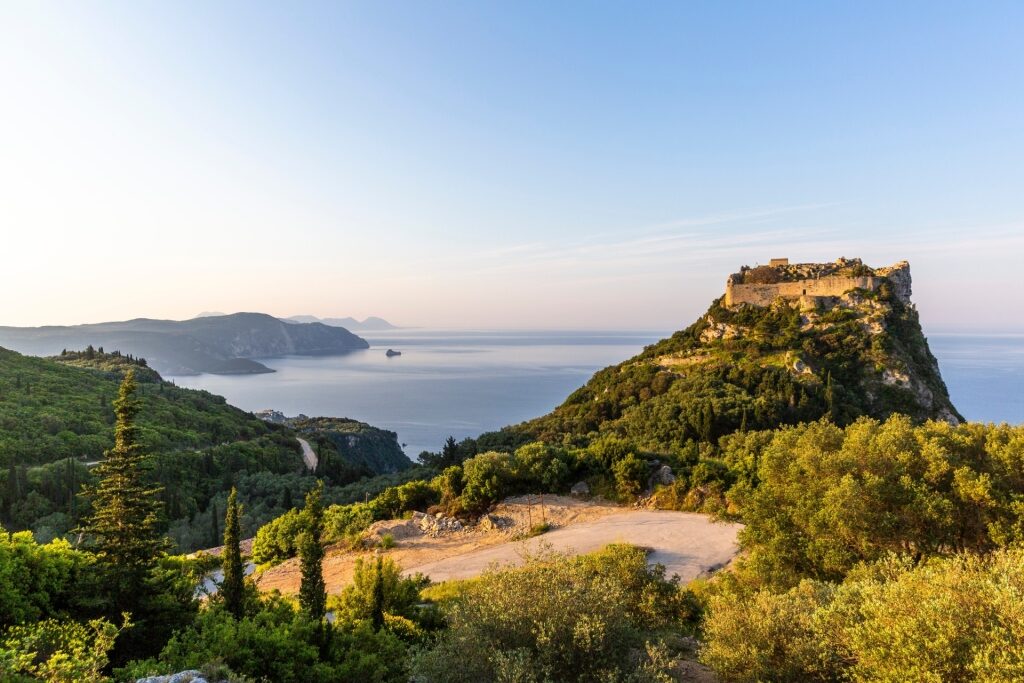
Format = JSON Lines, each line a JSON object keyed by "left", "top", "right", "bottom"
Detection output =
{"left": 724, "top": 258, "right": 912, "bottom": 308}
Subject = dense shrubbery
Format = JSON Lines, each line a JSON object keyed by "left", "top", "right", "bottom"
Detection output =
{"left": 124, "top": 595, "right": 411, "bottom": 683}
{"left": 411, "top": 544, "right": 691, "bottom": 683}
{"left": 700, "top": 549, "right": 1024, "bottom": 682}
{"left": 723, "top": 416, "right": 1024, "bottom": 586}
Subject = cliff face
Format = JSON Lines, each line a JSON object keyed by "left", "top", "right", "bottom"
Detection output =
{"left": 513, "top": 259, "right": 961, "bottom": 451}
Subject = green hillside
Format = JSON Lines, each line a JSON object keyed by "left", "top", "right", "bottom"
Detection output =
{"left": 0, "top": 347, "right": 409, "bottom": 550}
{"left": 510, "top": 265, "right": 960, "bottom": 451}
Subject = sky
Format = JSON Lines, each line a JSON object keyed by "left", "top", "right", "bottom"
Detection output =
{"left": 1, "top": 2, "right": 1022, "bottom": 332}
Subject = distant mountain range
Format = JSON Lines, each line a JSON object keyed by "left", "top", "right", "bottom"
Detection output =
{"left": 282, "top": 315, "right": 398, "bottom": 331}
{"left": 0, "top": 312, "right": 369, "bottom": 376}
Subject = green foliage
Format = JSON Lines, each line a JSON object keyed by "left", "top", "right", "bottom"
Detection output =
{"left": 0, "top": 615, "right": 128, "bottom": 683}
{"left": 124, "top": 597, "right": 409, "bottom": 683}
{"left": 508, "top": 291, "right": 961, "bottom": 453}
{"left": 612, "top": 452, "right": 647, "bottom": 499}
{"left": 298, "top": 481, "right": 326, "bottom": 622}
{"left": 411, "top": 545, "right": 689, "bottom": 683}
{"left": 0, "top": 530, "right": 99, "bottom": 629}
{"left": 333, "top": 556, "right": 427, "bottom": 629}
{"left": 221, "top": 488, "right": 245, "bottom": 620}
{"left": 80, "top": 370, "right": 167, "bottom": 613}
{"left": 727, "top": 416, "right": 1024, "bottom": 586}
{"left": 700, "top": 549, "right": 1024, "bottom": 682}
{"left": 292, "top": 416, "right": 413, "bottom": 479}
{"left": 0, "top": 347, "right": 414, "bottom": 551}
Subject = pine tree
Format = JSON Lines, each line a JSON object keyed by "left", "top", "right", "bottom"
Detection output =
{"left": 298, "top": 480, "right": 326, "bottom": 622}
{"left": 221, "top": 487, "right": 245, "bottom": 619}
{"left": 79, "top": 369, "right": 167, "bottom": 613}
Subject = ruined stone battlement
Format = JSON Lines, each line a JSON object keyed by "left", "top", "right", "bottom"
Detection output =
{"left": 724, "top": 258, "right": 911, "bottom": 308}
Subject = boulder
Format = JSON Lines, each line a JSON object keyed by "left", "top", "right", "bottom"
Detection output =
{"left": 478, "top": 513, "right": 511, "bottom": 531}
{"left": 570, "top": 481, "right": 590, "bottom": 496}
{"left": 654, "top": 465, "right": 676, "bottom": 486}
{"left": 414, "top": 512, "right": 464, "bottom": 537}
{"left": 136, "top": 671, "right": 209, "bottom": 683}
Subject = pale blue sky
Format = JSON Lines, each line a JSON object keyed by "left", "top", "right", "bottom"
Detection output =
{"left": 1, "top": 2, "right": 1022, "bottom": 330}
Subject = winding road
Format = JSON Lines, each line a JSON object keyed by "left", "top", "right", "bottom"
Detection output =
{"left": 297, "top": 437, "right": 318, "bottom": 471}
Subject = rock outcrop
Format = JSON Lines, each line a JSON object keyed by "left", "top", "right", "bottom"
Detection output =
{"left": 512, "top": 257, "right": 962, "bottom": 450}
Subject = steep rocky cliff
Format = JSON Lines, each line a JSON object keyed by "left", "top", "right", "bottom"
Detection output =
{"left": 512, "top": 259, "right": 961, "bottom": 451}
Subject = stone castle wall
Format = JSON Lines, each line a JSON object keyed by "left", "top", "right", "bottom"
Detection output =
{"left": 725, "top": 275, "right": 883, "bottom": 307}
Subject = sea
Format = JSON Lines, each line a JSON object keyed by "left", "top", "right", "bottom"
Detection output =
{"left": 169, "top": 330, "right": 1024, "bottom": 458}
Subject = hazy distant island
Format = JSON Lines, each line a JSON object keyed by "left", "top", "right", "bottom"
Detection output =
{"left": 0, "top": 312, "right": 369, "bottom": 376}
{"left": 282, "top": 315, "right": 398, "bottom": 331}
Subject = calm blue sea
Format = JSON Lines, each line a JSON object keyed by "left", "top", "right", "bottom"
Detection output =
{"left": 170, "top": 330, "right": 1023, "bottom": 457}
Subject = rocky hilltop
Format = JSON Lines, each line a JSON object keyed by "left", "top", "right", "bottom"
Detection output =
{"left": 0, "top": 312, "right": 369, "bottom": 375}
{"left": 254, "top": 410, "right": 414, "bottom": 474}
{"left": 512, "top": 257, "right": 961, "bottom": 450}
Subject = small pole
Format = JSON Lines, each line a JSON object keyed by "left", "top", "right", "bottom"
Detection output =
{"left": 539, "top": 494, "right": 546, "bottom": 525}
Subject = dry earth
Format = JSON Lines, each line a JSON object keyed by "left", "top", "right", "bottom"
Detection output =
{"left": 256, "top": 495, "right": 742, "bottom": 594}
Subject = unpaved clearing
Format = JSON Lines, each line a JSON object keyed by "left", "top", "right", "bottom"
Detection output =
{"left": 410, "top": 510, "right": 740, "bottom": 582}
{"left": 256, "top": 495, "right": 741, "bottom": 595}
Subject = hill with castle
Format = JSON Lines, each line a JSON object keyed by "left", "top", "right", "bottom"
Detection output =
{"left": 508, "top": 257, "right": 961, "bottom": 449}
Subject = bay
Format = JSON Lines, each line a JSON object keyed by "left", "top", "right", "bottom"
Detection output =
{"left": 170, "top": 330, "right": 664, "bottom": 457}
{"left": 170, "top": 330, "right": 1024, "bottom": 459}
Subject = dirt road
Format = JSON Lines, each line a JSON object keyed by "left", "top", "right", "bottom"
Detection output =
{"left": 296, "top": 437, "right": 317, "bottom": 471}
{"left": 407, "top": 511, "right": 741, "bottom": 582}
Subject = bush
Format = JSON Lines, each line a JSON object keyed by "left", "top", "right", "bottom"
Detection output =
{"left": 411, "top": 545, "right": 687, "bottom": 683}
{"left": 1, "top": 616, "right": 126, "bottom": 683}
{"left": 612, "top": 453, "right": 647, "bottom": 499}
{"left": 331, "top": 556, "right": 427, "bottom": 628}
{"left": 125, "top": 597, "right": 409, "bottom": 683}
{"left": 700, "top": 549, "right": 1024, "bottom": 682}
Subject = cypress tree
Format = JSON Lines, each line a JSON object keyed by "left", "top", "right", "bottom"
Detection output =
{"left": 221, "top": 487, "right": 245, "bottom": 619}
{"left": 80, "top": 369, "right": 167, "bottom": 614}
{"left": 3, "top": 461, "right": 18, "bottom": 521}
{"left": 298, "top": 480, "right": 326, "bottom": 622}
{"left": 210, "top": 500, "right": 219, "bottom": 548}
{"left": 825, "top": 371, "right": 836, "bottom": 420}
{"left": 370, "top": 555, "right": 386, "bottom": 630}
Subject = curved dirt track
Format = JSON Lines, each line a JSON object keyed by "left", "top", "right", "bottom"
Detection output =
{"left": 406, "top": 510, "right": 742, "bottom": 583}
{"left": 296, "top": 437, "right": 317, "bottom": 470}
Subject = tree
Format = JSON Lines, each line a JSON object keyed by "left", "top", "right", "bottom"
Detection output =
{"left": 336, "top": 555, "right": 425, "bottom": 628}
{"left": 298, "top": 481, "right": 326, "bottom": 622}
{"left": 209, "top": 500, "right": 219, "bottom": 549}
{"left": 3, "top": 462, "right": 18, "bottom": 521}
{"left": 221, "top": 488, "right": 245, "bottom": 620}
{"left": 79, "top": 370, "right": 167, "bottom": 613}
{"left": 370, "top": 556, "right": 386, "bottom": 630}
